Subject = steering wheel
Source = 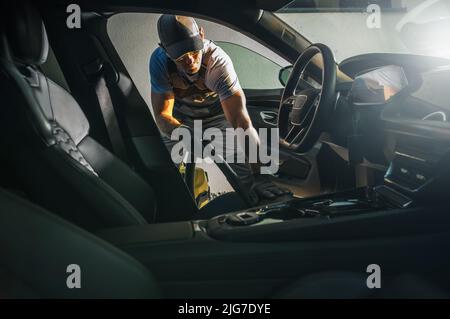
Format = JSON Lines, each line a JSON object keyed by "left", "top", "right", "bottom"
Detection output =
{"left": 278, "top": 43, "right": 337, "bottom": 152}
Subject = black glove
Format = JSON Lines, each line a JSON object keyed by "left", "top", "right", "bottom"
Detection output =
{"left": 251, "top": 175, "right": 292, "bottom": 200}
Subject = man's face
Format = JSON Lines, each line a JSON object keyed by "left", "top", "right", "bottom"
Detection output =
{"left": 174, "top": 50, "right": 203, "bottom": 74}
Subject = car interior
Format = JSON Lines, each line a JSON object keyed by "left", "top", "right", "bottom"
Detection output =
{"left": 1, "top": 0, "right": 450, "bottom": 298}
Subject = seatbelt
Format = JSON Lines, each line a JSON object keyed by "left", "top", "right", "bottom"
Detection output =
{"left": 93, "top": 62, "right": 130, "bottom": 164}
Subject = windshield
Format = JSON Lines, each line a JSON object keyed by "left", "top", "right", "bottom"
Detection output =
{"left": 275, "top": 0, "right": 450, "bottom": 63}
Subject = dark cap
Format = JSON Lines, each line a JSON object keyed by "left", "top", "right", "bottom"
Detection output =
{"left": 157, "top": 15, "right": 204, "bottom": 60}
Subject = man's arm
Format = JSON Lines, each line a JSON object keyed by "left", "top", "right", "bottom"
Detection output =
{"left": 221, "top": 89, "right": 260, "bottom": 145}
{"left": 151, "top": 91, "right": 181, "bottom": 136}
{"left": 221, "top": 89, "right": 262, "bottom": 170}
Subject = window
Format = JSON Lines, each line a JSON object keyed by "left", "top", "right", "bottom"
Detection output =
{"left": 216, "top": 42, "right": 283, "bottom": 90}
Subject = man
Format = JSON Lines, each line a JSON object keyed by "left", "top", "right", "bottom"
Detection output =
{"left": 149, "top": 15, "right": 290, "bottom": 206}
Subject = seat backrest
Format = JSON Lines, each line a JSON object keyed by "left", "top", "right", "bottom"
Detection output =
{"left": 0, "top": 187, "right": 160, "bottom": 298}
{"left": 0, "top": 1, "right": 158, "bottom": 230}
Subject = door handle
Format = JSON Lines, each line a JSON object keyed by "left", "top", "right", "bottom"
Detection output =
{"left": 260, "top": 111, "right": 278, "bottom": 126}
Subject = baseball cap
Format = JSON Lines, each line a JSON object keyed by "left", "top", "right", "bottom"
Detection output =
{"left": 157, "top": 15, "right": 204, "bottom": 60}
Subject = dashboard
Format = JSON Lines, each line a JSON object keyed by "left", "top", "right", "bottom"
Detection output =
{"left": 333, "top": 53, "right": 450, "bottom": 204}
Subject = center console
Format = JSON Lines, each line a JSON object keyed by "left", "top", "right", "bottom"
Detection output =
{"left": 97, "top": 138, "right": 450, "bottom": 246}
{"left": 96, "top": 152, "right": 450, "bottom": 297}
{"left": 98, "top": 180, "right": 447, "bottom": 246}
{"left": 203, "top": 184, "right": 429, "bottom": 242}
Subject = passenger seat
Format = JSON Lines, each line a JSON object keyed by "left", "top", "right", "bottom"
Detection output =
{"left": 0, "top": 2, "right": 166, "bottom": 230}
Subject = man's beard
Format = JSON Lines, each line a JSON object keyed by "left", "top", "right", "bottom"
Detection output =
{"left": 186, "top": 55, "right": 202, "bottom": 75}
{"left": 186, "top": 65, "right": 200, "bottom": 75}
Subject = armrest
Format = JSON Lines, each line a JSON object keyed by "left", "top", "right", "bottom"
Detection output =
{"left": 96, "top": 221, "right": 194, "bottom": 245}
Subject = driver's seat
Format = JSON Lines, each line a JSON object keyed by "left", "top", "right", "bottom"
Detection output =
{"left": 0, "top": 1, "right": 246, "bottom": 230}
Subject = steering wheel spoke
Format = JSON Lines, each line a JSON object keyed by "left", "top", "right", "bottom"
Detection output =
{"left": 284, "top": 123, "right": 300, "bottom": 141}
{"left": 285, "top": 126, "right": 305, "bottom": 148}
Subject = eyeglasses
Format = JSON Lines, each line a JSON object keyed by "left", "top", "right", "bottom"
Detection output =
{"left": 173, "top": 50, "right": 201, "bottom": 63}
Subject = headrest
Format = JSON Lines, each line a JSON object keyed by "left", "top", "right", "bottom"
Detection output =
{"left": 4, "top": 1, "right": 49, "bottom": 66}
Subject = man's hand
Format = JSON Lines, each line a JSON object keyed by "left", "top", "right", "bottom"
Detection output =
{"left": 151, "top": 91, "right": 181, "bottom": 136}
{"left": 221, "top": 90, "right": 292, "bottom": 203}
{"left": 252, "top": 175, "right": 292, "bottom": 201}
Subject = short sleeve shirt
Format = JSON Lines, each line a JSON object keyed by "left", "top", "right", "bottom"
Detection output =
{"left": 150, "top": 40, "right": 242, "bottom": 107}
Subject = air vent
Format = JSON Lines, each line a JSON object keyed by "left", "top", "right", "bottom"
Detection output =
{"left": 385, "top": 153, "right": 434, "bottom": 192}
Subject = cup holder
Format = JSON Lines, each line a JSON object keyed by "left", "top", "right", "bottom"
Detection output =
{"left": 214, "top": 188, "right": 389, "bottom": 228}
{"left": 258, "top": 206, "right": 318, "bottom": 220}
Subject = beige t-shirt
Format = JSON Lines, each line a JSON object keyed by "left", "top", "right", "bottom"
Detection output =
{"left": 150, "top": 40, "right": 242, "bottom": 117}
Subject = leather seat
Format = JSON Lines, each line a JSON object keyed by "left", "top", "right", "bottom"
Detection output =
{"left": 0, "top": 187, "right": 160, "bottom": 298}
{"left": 0, "top": 1, "right": 248, "bottom": 231}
